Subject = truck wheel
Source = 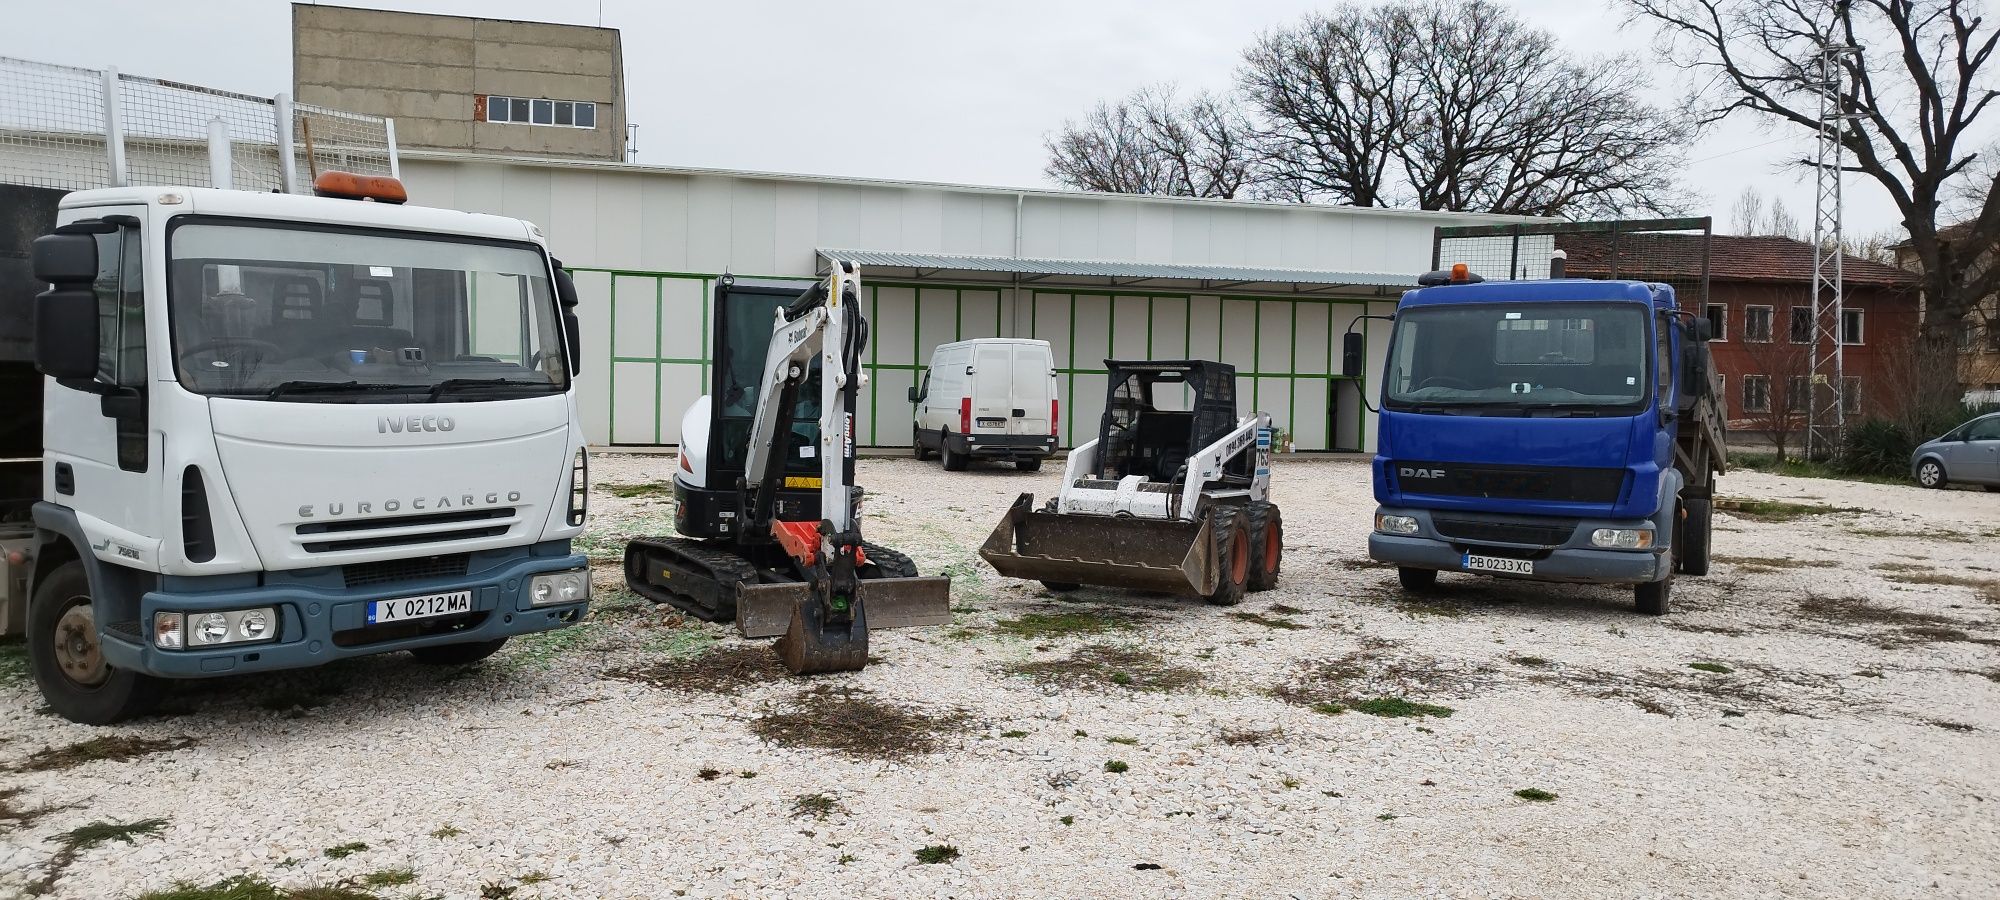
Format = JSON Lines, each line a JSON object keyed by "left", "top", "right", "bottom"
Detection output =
{"left": 1203, "top": 507, "right": 1249, "bottom": 606}
{"left": 1916, "top": 458, "right": 1946, "bottom": 489}
{"left": 1244, "top": 502, "right": 1283, "bottom": 591}
{"left": 409, "top": 637, "right": 509, "bottom": 665}
{"left": 941, "top": 433, "right": 969, "bottom": 472}
{"left": 1014, "top": 458, "right": 1043, "bottom": 472}
{"left": 1676, "top": 498, "right": 1712, "bottom": 577}
{"left": 1635, "top": 576, "right": 1672, "bottom": 616}
{"left": 28, "top": 561, "right": 164, "bottom": 725}
{"left": 1397, "top": 567, "right": 1438, "bottom": 592}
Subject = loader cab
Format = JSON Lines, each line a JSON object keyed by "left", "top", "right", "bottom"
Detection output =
{"left": 1095, "top": 360, "right": 1243, "bottom": 483}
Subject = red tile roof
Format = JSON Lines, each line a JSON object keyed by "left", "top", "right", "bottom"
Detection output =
{"left": 1556, "top": 233, "right": 1918, "bottom": 288}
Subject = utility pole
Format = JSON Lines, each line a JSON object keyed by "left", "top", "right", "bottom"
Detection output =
{"left": 1806, "top": 43, "right": 1861, "bottom": 460}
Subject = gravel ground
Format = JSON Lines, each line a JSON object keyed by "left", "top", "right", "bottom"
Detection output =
{"left": 2, "top": 454, "right": 1997, "bottom": 899}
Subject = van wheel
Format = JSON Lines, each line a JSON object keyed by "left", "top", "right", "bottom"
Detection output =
{"left": 941, "top": 433, "right": 969, "bottom": 472}
{"left": 29, "top": 561, "right": 164, "bottom": 725}
{"left": 1015, "top": 458, "right": 1043, "bottom": 472}
{"left": 410, "top": 637, "right": 509, "bottom": 665}
{"left": 1203, "top": 506, "right": 1249, "bottom": 606}
{"left": 1245, "top": 502, "right": 1282, "bottom": 591}
{"left": 913, "top": 431, "right": 933, "bottom": 461}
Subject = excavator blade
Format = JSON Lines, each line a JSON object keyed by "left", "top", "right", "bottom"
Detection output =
{"left": 978, "top": 493, "right": 1216, "bottom": 596}
{"left": 737, "top": 576, "right": 952, "bottom": 639}
{"left": 775, "top": 592, "right": 870, "bottom": 674}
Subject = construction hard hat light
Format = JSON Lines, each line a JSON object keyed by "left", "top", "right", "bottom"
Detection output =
{"left": 312, "top": 171, "right": 408, "bottom": 204}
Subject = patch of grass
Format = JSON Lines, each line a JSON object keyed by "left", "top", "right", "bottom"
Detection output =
{"left": 993, "top": 610, "right": 1138, "bottom": 639}
{"left": 751, "top": 686, "right": 973, "bottom": 761}
{"left": 1514, "top": 788, "right": 1558, "bottom": 802}
{"left": 16, "top": 735, "right": 195, "bottom": 772}
{"left": 0, "top": 637, "right": 28, "bottom": 686}
{"left": 914, "top": 845, "right": 960, "bottom": 865}
{"left": 1280, "top": 776, "right": 1301, "bottom": 789}
{"left": 322, "top": 842, "right": 369, "bottom": 859}
{"left": 1730, "top": 454, "right": 1905, "bottom": 485}
{"left": 1059, "top": 815, "right": 1074, "bottom": 826}
{"left": 1268, "top": 604, "right": 1307, "bottom": 615}
{"left": 1311, "top": 702, "right": 1347, "bottom": 715}
{"left": 1509, "top": 656, "right": 1552, "bottom": 668}
{"left": 1848, "top": 525, "right": 1976, "bottom": 543}
{"left": 59, "top": 817, "right": 168, "bottom": 852}
{"left": 737, "top": 770, "right": 757, "bottom": 779}
{"left": 1274, "top": 641, "right": 1485, "bottom": 716}
{"left": 429, "top": 825, "right": 464, "bottom": 839}
{"left": 601, "top": 481, "right": 673, "bottom": 499}
{"left": 1217, "top": 726, "right": 1283, "bottom": 746}
{"left": 1103, "top": 760, "right": 1129, "bottom": 773}
{"left": 1796, "top": 593, "right": 1963, "bottom": 630}
{"left": 999, "top": 729, "right": 1028, "bottom": 738}
{"left": 1352, "top": 697, "right": 1454, "bottom": 718}
{"left": 480, "top": 883, "right": 517, "bottom": 899}
{"left": 1716, "top": 498, "right": 1864, "bottom": 523}
{"left": 1003, "top": 644, "right": 1204, "bottom": 693}
{"left": 519, "top": 872, "right": 551, "bottom": 885}
{"left": 1854, "top": 670, "right": 1885, "bottom": 678}
{"left": 1883, "top": 571, "right": 2000, "bottom": 604}
{"left": 1106, "top": 735, "right": 1139, "bottom": 745}
{"left": 1229, "top": 611, "right": 1306, "bottom": 630}
{"left": 496, "top": 623, "right": 603, "bottom": 673}
{"left": 130, "top": 876, "right": 292, "bottom": 900}
{"left": 1930, "top": 720, "right": 1976, "bottom": 732}
{"left": 1714, "top": 555, "right": 1816, "bottom": 573}
{"left": 791, "top": 792, "right": 846, "bottom": 820}
{"left": 0, "top": 787, "right": 67, "bottom": 831}
{"left": 607, "top": 644, "right": 789, "bottom": 695}
{"left": 696, "top": 768, "right": 723, "bottom": 781}
{"left": 1376, "top": 813, "right": 1400, "bottom": 821}
{"left": 1687, "top": 662, "right": 1733, "bottom": 674}
{"left": 359, "top": 869, "right": 416, "bottom": 888}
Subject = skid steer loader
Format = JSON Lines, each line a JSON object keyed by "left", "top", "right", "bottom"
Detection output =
{"left": 979, "top": 360, "right": 1282, "bottom": 605}
{"left": 623, "top": 264, "right": 951, "bottom": 674}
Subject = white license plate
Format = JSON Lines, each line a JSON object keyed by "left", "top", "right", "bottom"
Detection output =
{"left": 1463, "top": 554, "right": 1534, "bottom": 575}
{"left": 976, "top": 417, "right": 1006, "bottom": 427}
{"left": 368, "top": 590, "right": 473, "bottom": 625}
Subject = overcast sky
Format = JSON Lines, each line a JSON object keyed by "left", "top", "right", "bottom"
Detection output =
{"left": 2, "top": 0, "right": 1912, "bottom": 235}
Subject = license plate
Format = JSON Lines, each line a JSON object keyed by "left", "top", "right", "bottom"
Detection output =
{"left": 368, "top": 590, "right": 473, "bottom": 625}
{"left": 1463, "top": 554, "right": 1534, "bottom": 575}
{"left": 977, "top": 417, "right": 1006, "bottom": 427}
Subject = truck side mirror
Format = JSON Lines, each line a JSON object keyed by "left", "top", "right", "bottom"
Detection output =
{"left": 32, "top": 233, "right": 100, "bottom": 381}
{"left": 1341, "top": 332, "right": 1365, "bottom": 379}
{"left": 551, "top": 260, "right": 582, "bottom": 376}
{"left": 1691, "top": 318, "right": 1715, "bottom": 342}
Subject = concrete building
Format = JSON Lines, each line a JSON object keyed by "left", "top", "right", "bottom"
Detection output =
{"left": 292, "top": 4, "right": 626, "bottom": 161}
{"left": 399, "top": 152, "right": 1528, "bottom": 453}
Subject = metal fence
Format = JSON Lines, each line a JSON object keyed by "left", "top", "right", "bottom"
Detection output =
{"left": 1432, "top": 217, "right": 1714, "bottom": 309}
{"left": 0, "top": 56, "right": 396, "bottom": 193}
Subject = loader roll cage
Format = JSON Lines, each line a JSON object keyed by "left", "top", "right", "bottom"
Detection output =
{"left": 1095, "top": 360, "right": 1246, "bottom": 487}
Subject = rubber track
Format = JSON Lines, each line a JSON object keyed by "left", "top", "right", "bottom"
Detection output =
{"left": 625, "top": 537, "right": 759, "bottom": 622}
{"left": 859, "top": 541, "right": 920, "bottom": 578}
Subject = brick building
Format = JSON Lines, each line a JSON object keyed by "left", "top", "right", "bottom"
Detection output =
{"left": 1561, "top": 233, "right": 1920, "bottom": 439}
{"left": 1890, "top": 225, "right": 2000, "bottom": 399}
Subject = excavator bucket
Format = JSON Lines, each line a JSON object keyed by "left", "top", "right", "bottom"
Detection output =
{"left": 979, "top": 493, "right": 1218, "bottom": 596}
{"left": 735, "top": 576, "right": 953, "bottom": 639}
{"left": 775, "top": 592, "right": 870, "bottom": 674}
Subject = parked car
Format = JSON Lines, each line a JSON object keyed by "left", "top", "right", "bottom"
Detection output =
{"left": 910, "top": 338, "right": 1059, "bottom": 471}
{"left": 1911, "top": 411, "right": 2000, "bottom": 490}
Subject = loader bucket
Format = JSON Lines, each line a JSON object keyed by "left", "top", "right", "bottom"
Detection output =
{"left": 978, "top": 493, "right": 1217, "bottom": 596}
{"left": 736, "top": 576, "right": 953, "bottom": 639}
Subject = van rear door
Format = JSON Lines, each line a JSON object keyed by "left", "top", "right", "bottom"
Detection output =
{"left": 970, "top": 343, "right": 1014, "bottom": 434}
{"left": 1011, "top": 344, "right": 1052, "bottom": 435}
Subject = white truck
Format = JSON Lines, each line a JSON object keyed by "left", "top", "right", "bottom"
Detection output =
{"left": 1, "top": 174, "right": 592, "bottom": 724}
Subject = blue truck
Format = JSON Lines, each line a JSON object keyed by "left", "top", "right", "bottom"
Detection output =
{"left": 1345, "top": 264, "right": 1726, "bottom": 614}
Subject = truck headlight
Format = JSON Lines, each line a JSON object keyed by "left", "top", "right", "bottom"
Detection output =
{"left": 196, "top": 613, "right": 230, "bottom": 644}
{"left": 1376, "top": 514, "right": 1420, "bottom": 535}
{"left": 157, "top": 608, "right": 278, "bottom": 649}
{"left": 238, "top": 609, "right": 270, "bottom": 640}
{"left": 1590, "top": 528, "right": 1654, "bottom": 549}
{"left": 528, "top": 569, "right": 590, "bottom": 606}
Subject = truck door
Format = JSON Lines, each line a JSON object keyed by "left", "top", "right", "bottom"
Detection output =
{"left": 42, "top": 208, "right": 162, "bottom": 567}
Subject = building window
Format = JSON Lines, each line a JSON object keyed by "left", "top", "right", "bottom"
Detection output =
{"left": 1988, "top": 321, "right": 2000, "bottom": 353}
{"left": 1786, "top": 375, "right": 1810, "bottom": 411}
{"left": 1961, "top": 321, "right": 1978, "bottom": 351}
{"left": 1743, "top": 374, "right": 1770, "bottom": 413}
{"left": 1841, "top": 376, "right": 1861, "bottom": 415}
{"left": 1745, "top": 305, "right": 1773, "bottom": 343}
{"left": 1705, "top": 303, "right": 1727, "bottom": 341}
{"left": 1789, "top": 306, "right": 1813, "bottom": 343}
{"left": 483, "top": 95, "right": 598, "bottom": 129}
{"left": 1841, "top": 308, "right": 1864, "bottom": 345}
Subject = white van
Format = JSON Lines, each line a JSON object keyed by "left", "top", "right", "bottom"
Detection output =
{"left": 909, "top": 338, "right": 1060, "bottom": 471}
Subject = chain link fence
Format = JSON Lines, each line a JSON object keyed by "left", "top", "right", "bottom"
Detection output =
{"left": 1432, "top": 218, "right": 1714, "bottom": 309}
{"left": 0, "top": 55, "right": 395, "bottom": 193}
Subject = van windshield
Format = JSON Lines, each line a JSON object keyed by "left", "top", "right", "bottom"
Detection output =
{"left": 1383, "top": 302, "right": 1650, "bottom": 413}
{"left": 167, "top": 220, "right": 567, "bottom": 402}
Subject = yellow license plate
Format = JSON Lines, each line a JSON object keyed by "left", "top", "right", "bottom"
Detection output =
{"left": 784, "top": 476, "right": 823, "bottom": 489}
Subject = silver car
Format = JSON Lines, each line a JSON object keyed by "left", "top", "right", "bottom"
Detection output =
{"left": 1912, "top": 412, "right": 2000, "bottom": 490}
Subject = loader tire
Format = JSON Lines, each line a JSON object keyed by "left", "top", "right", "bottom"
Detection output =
{"left": 1245, "top": 502, "right": 1283, "bottom": 592}
{"left": 860, "top": 542, "right": 920, "bottom": 578}
{"left": 1203, "top": 506, "right": 1249, "bottom": 607}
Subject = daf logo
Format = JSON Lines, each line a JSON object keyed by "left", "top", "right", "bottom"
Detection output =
{"left": 1400, "top": 467, "right": 1447, "bottom": 479}
{"left": 378, "top": 415, "right": 456, "bottom": 434}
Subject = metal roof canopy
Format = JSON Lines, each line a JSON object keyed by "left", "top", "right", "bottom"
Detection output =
{"left": 817, "top": 248, "right": 1414, "bottom": 296}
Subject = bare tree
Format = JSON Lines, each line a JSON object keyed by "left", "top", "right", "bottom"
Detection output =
{"left": 1765, "top": 196, "right": 1801, "bottom": 240}
{"left": 1237, "top": 5, "right": 1404, "bottom": 206}
{"left": 1738, "top": 334, "right": 1814, "bottom": 460}
{"left": 1044, "top": 85, "right": 1256, "bottom": 199}
{"left": 1731, "top": 187, "right": 1766, "bottom": 234}
{"left": 1624, "top": 0, "right": 2000, "bottom": 361}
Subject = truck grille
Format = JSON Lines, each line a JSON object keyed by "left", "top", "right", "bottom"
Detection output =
{"left": 1433, "top": 517, "right": 1578, "bottom": 547}
{"left": 296, "top": 508, "right": 517, "bottom": 554}
{"left": 342, "top": 553, "right": 472, "bottom": 589}
{"left": 1393, "top": 461, "right": 1625, "bottom": 504}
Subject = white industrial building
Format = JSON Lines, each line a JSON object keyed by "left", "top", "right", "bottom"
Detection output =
{"left": 400, "top": 151, "right": 1525, "bottom": 453}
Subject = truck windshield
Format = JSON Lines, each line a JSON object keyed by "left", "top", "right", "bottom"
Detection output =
{"left": 166, "top": 221, "right": 568, "bottom": 401}
{"left": 1383, "top": 302, "right": 1650, "bottom": 412}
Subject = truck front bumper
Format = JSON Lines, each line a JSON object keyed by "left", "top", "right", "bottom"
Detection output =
{"left": 1367, "top": 506, "right": 1669, "bottom": 585}
{"left": 951, "top": 432, "right": 1058, "bottom": 460}
{"left": 100, "top": 544, "right": 591, "bottom": 678}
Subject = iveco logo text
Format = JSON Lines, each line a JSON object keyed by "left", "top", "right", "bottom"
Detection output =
{"left": 298, "top": 491, "right": 521, "bottom": 518}
{"left": 378, "top": 415, "right": 456, "bottom": 434}
{"left": 1400, "top": 467, "right": 1447, "bottom": 479}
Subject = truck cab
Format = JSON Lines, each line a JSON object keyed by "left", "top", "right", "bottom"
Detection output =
{"left": 1356, "top": 270, "right": 1723, "bottom": 614}
{"left": 11, "top": 178, "right": 594, "bottom": 723}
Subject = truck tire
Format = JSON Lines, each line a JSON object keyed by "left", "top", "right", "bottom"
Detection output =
{"left": 1015, "top": 458, "right": 1043, "bottom": 472}
{"left": 28, "top": 560, "right": 164, "bottom": 725}
{"left": 941, "top": 433, "right": 969, "bottom": 472}
{"left": 409, "top": 637, "right": 509, "bottom": 665}
{"left": 1397, "top": 567, "right": 1438, "bottom": 592}
{"left": 1676, "top": 498, "right": 1712, "bottom": 577}
{"left": 1244, "top": 502, "right": 1283, "bottom": 591}
{"left": 1203, "top": 506, "right": 1249, "bottom": 606}
{"left": 1635, "top": 575, "right": 1672, "bottom": 616}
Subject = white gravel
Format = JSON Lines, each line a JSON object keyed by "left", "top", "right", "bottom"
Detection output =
{"left": 2, "top": 454, "right": 1997, "bottom": 899}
